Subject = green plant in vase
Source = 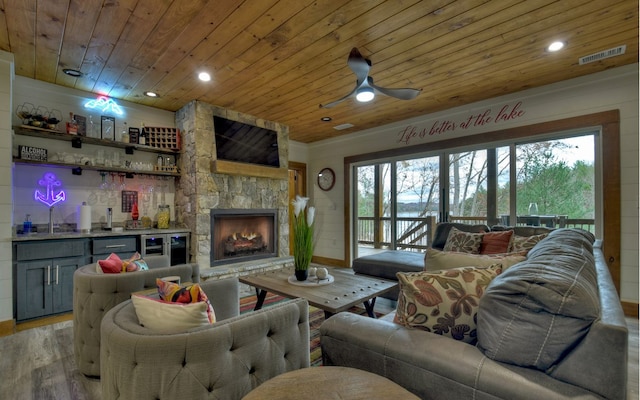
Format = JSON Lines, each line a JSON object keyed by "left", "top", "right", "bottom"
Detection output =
{"left": 292, "top": 195, "right": 315, "bottom": 281}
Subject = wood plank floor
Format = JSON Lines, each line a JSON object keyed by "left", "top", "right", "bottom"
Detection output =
{"left": 1, "top": 313, "right": 637, "bottom": 400}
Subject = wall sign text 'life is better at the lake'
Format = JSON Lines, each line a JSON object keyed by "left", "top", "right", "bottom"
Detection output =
{"left": 397, "top": 101, "right": 526, "bottom": 145}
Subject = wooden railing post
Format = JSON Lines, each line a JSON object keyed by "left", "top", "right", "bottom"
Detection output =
{"left": 427, "top": 216, "right": 436, "bottom": 247}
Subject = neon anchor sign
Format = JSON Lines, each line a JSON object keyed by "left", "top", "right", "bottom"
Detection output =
{"left": 34, "top": 172, "right": 67, "bottom": 207}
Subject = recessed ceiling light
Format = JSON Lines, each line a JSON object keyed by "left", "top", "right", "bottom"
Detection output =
{"left": 321, "top": 117, "right": 332, "bottom": 122}
{"left": 547, "top": 41, "right": 565, "bottom": 52}
{"left": 63, "top": 68, "right": 82, "bottom": 77}
{"left": 144, "top": 91, "right": 158, "bottom": 98}
{"left": 198, "top": 72, "right": 211, "bottom": 82}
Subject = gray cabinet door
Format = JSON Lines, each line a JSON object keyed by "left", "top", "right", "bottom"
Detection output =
{"left": 16, "top": 260, "right": 52, "bottom": 320}
{"left": 51, "top": 257, "right": 83, "bottom": 314}
{"left": 16, "top": 256, "right": 83, "bottom": 321}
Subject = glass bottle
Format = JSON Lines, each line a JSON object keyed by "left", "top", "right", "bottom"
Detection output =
{"left": 157, "top": 204, "right": 170, "bottom": 229}
{"left": 23, "top": 214, "right": 32, "bottom": 234}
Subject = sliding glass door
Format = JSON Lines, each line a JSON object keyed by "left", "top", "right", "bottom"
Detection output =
{"left": 353, "top": 131, "right": 598, "bottom": 257}
{"left": 354, "top": 155, "right": 440, "bottom": 258}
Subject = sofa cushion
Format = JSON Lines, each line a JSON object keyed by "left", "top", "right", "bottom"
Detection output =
{"left": 480, "top": 230, "right": 514, "bottom": 254}
{"left": 424, "top": 248, "right": 526, "bottom": 272}
{"left": 443, "top": 227, "right": 483, "bottom": 253}
{"left": 131, "top": 294, "right": 213, "bottom": 332}
{"left": 394, "top": 264, "right": 502, "bottom": 344}
{"left": 352, "top": 250, "right": 425, "bottom": 281}
{"left": 477, "top": 228, "right": 600, "bottom": 371}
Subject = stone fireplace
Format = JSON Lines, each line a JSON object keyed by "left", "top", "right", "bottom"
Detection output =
{"left": 210, "top": 209, "right": 278, "bottom": 266}
{"left": 175, "top": 101, "right": 290, "bottom": 270}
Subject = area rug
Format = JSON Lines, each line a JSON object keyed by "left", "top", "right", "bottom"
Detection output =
{"left": 240, "top": 292, "right": 384, "bottom": 366}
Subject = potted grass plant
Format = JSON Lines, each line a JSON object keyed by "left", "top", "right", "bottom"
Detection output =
{"left": 292, "top": 195, "right": 315, "bottom": 281}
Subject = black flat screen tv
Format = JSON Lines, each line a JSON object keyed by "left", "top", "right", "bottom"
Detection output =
{"left": 213, "top": 116, "right": 280, "bottom": 167}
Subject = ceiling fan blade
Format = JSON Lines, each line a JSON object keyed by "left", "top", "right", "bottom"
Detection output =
{"left": 368, "top": 77, "right": 421, "bottom": 100}
{"left": 319, "top": 84, "right": 358, "bottom": 108}
{"left": 347, "top": 47, "right": 370, "bottom": 87}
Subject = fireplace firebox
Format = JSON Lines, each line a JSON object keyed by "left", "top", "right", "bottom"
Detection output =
{"left": 210, "top": 209, "right": 278, "bottom": 267}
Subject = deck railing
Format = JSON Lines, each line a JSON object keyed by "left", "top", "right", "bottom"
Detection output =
{"left": 356, "top": 215, "right": 595, "bottom": 250}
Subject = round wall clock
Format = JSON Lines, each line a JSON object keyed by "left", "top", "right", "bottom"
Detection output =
{"left": 317, "top": 167, "right": 336, "bottom": 191}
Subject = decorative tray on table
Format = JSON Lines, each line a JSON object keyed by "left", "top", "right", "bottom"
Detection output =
{"left": 287, "top": 274, "right": 334, "bottom": 287}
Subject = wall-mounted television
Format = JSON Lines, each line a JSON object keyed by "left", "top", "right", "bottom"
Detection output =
{"left": 213, "top": 116, "right": 280, "bottom": 167}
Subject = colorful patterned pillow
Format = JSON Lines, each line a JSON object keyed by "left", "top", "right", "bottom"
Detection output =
{"left": 442, "top": 227, "right": 483, "bottom": 253}
{"left": 394, "top": 264, "right": 502, "bottom": 344}
{"left": 122, "top": 252, "right": 149, "bottom": 272}
{"left": 480, "top": 230, "right": 514, "bottom": 254}
{"left": 424, "top": 248, "right": 526, "bottom": 272}
{"left": 509, "top": 233, "right": 549, "bottom": 253}
{"left": 156, "top": 279, "right": 216, "bottom": 323}
{"left": 131, "top": 294, "right": 211, "bottom": 332}
{"left": 97, "top": 252, "right": 149, "bottom": 273}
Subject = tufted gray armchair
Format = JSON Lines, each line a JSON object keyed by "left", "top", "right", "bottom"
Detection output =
{"left": 73, "top": 255, "right": 200, "bottom": 377}
{"left": 100, "top": 277, "right": 310, "bottom": 400}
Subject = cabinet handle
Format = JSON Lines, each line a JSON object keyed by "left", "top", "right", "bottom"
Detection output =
{"left": 55, "top": 265, "right": 59, "bottom": 285}
{"left": 105, "top": 244, "right": 126, "bottom": 248}
{"left": 47, "top": 265, "right": 51, "bottom": 286}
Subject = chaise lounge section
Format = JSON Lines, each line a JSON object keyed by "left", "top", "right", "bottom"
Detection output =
{"left": 351, "top": 222, "right": 553, "bottom": 300}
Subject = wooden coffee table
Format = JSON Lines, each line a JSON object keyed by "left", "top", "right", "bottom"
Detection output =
{"left": 239, "top": 266, "right": 397, "bottom": 319}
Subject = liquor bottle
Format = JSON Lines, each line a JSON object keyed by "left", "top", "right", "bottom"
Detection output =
{"left": 139, "top": 123, "right": 146, "bottom": 145}
{"left": 66, "top": 112, "right": 78, "bottom": 135}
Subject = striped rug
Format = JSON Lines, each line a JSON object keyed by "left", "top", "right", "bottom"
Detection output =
{"left": 240, "top": 292, "right": 383, "bottom": 366}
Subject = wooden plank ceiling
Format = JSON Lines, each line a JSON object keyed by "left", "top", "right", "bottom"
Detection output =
{"left": 0, "top": 0, "right": 637, "bottom": 143}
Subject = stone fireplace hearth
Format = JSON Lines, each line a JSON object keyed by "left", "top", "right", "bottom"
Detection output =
{"left": 175, "top": 101, "right": 290, "bottom": 270}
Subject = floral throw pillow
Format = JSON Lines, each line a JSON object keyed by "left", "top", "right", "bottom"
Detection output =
{"left": 442, "top": 227, "right": 483, "bottom": 253}
{"left": 509, "top": 232, "right": 549, "bottom": 253}
{"left": 394, "top": 264, "right": 502, "bottom": 344}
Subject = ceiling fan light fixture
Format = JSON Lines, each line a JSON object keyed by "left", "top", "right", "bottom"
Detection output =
{"left": 356, "top": 87, "right": 375, "bottom": 102}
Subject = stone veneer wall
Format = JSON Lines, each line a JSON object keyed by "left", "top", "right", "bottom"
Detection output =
{"left": 175, "top": 100, "right": 290, "bottom": 269}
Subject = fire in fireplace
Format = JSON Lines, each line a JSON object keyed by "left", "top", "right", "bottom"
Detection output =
{"left": 210, "top": 209, "right": 278, "bottom": 267}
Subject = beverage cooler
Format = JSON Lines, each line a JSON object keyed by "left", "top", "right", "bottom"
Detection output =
{"left": 140, "top": 233, "right": 190, "bottom": 265}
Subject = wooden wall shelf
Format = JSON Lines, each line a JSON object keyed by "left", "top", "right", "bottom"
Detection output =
{"left": 12, "top": 158, "right": 180, "bottom": 177}
{"left": 13, "top": 125, "right": 180, "bottom": 177}
{"left": 14, "top": 125, "right": 179, "bottom": 155}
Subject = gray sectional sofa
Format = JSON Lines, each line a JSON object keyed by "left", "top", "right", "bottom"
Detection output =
{"left": 321, "top": 226, "right": 628, "bottom": 399}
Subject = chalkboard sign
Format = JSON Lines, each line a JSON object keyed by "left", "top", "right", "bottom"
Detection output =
{"left": 18, "top": 145, "right": 47, "bottom": 161}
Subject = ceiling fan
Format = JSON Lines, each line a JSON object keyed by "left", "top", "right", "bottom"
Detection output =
{"left": 320, "top": 47, "right": 422, "bottom": 108}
